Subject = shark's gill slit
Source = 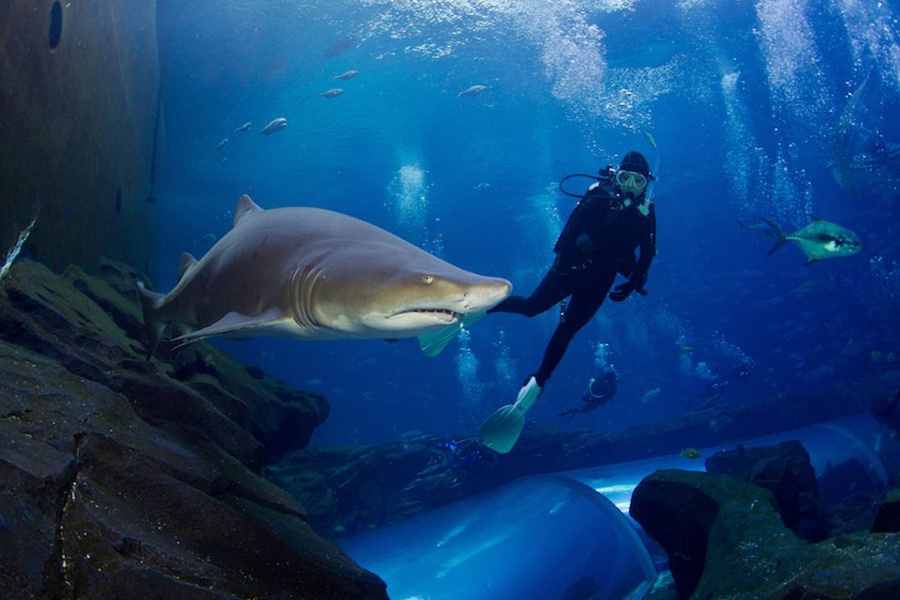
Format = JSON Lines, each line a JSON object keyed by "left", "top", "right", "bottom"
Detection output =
{"left": 291, "top": 265, "right": 318, "bottom": 328}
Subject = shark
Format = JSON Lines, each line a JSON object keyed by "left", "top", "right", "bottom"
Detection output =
{"left": 762, "top": 216, "right": 862, "bottom": 265}
{"left": 737, "top": 218, "right": 779, "bottom": 244}
{"left": 830, "top": 76, "right": 900, "bottom": 197}
{"left": 138, "top": 195, "right": 511, "bottom": 357}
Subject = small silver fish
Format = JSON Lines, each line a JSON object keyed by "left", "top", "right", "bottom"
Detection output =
{"left": 261, "top": 118, "right": 287, "bottom": 134}
{"left": 333, "top": 70, "right": 359, "bottom": 81}
{"left": 640, "top": 387, "right": 661, "bottom": 404}
{"left": 458, "top": 84, "right": 487, "bottom": 97}
{"left": 190, "top": 232, "right": 218, "bottom": 254}
{"left": 320, "top": 88, "right": 345, "bottom": 98}
{"left": 233, "top": 122, "right": 252, "bottom": 133}
{"left": 216, "top": 138, "right": 229, "bottom": 149}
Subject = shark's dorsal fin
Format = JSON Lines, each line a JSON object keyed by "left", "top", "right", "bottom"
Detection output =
{"left": 233, "top": 194, "right": 264, "bottom": 229}
{"left": 178, "top": 253, "right": 198, "bottom": 282}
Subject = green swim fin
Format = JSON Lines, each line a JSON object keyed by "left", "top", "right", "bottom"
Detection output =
{"left": 479, "top": 376, "right": 542, "bottom": 454}
{"left": 418, "top": 313, "right": 486, "bottom": 357}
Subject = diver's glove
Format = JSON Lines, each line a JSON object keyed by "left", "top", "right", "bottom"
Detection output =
{"left": 609, "top": 281, "right": 634, "bottom": 302}
{"left": 630, "top": 270, "right": 648, "bottom": 292}
{"left": 609, "top": 271, "right": 648, "bottom": 302}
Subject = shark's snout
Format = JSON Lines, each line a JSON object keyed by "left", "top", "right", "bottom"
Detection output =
{"left": 461, "top": 277, "right": 512, "bottom": 312}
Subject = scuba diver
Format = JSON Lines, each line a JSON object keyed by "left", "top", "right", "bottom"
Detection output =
{"left": 559, "top": 365, "right": 619, "bottom": 417}
{"left": 479, "top": 150, "right": 658, "bottom": 453}
{"left": 693, "top": 358, "right": 756, "bottom": 410}
{"left": 439, "top": 437, "right": 498, "bottom": 473}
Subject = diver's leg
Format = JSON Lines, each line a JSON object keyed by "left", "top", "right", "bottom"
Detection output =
{"left": 533, "top": 271, "right": 616, "bottom": 386}
{"left": 479, "top": 271, "right": 612, "bottom": 454}
{"left": 489, "top": 266, "right": 571, "bottom": 317}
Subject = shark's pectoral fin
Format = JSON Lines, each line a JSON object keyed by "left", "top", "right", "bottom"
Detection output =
{"left": 418, "top": 313, "right": 486, "bottom": 357}
{"left": 136, "top": 281, "right": 166, "bottom": 360}
{"left": 173, "top": 308, "right": 290, "bottom": 347}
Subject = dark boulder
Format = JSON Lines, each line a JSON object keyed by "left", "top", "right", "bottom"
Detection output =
{"left": 705, "top": 440, "right": 829, "bottom": 540}
{"left": 0, "top": 259, "right": 386, "bottom": 599}
{"left": 872, "top": 488, "right": 900, "bottom": 533}
{"left": 631, "top": 469, "right": 900, "bottom": 600}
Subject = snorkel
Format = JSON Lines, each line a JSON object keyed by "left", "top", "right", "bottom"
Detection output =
{"left": 642, "top": 130, "right": 660, "bottom": 202}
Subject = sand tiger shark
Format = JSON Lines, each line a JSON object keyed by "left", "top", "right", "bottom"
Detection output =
{"left": 138, "top": 195, "right": 511, "bottom": 357}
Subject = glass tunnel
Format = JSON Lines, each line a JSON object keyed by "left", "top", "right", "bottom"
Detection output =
{"left": 339, "top": 413, "right": 893, "bottom": 600}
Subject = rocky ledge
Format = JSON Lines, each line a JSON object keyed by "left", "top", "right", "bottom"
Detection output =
{"left": 0, "top": 259, "right": 387, "bottom": 599}
{"left": 632, "top": 468, "right": 900, "bottom": 599}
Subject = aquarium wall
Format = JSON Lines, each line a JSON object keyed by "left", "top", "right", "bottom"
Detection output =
{"left": 0, "top": 0, "right": 160, "bottom": 274}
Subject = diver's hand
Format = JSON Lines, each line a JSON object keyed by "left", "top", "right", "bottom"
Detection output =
{"left": 609, "top": 272, "right": 648, "bottom": 301}
{"left": 609, "top": 281, "right": 635, "bottom": 302}
{"left": 629, "top": 270, "right": 648, "bottom": 293}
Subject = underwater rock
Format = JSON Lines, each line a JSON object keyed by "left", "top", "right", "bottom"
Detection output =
{"left": 631, "top": 469, "right": 900, "bottom": 600}
{"left": 705, "top": 440, "right": 829, "bottom": 541}
{"left": 268, "top": 430, "right": 569, "bottom": 537}
{"left": 872, "top": 488, "right": 900, "bottom": 533}
{"left": 630, "top": 470, "right": 726, "bottom": 598}
{"left": 0, "top": 258, "right": 385, "bottom": 599}
{"left": 271, "top": 397, "right": 865, "bottom": 537}
{"left": 870, "top": 386, "right": 900, "bottom": 434}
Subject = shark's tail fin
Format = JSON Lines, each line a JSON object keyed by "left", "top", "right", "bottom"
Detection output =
{"left": 762, "top": 218, "right": 788, "bottom": 256}
{"left": 136, "top": 281, "right": 166, "bottom": 360}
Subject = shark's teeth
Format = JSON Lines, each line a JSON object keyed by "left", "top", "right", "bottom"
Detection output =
{"left": 403, "top": 308, "right": 460, "bottom": 321}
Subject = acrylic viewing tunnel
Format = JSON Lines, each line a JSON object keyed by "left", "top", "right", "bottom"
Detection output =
{"left": 339, "top": 413, "right": 893, "bottom": 599}
{"left": 341, "top": 475, "right": 658, "bottom": 600}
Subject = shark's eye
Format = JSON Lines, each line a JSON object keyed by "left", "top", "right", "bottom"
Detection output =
{"left": 422, "top": 275, "right": 434, "bottom": 284}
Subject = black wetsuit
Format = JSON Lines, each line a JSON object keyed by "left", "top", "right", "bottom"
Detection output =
{"left": 559, "top": 369, "right": 620, "bottom": 416}
{"left": 489, "top": 177, "right": 656, "bottom": 387}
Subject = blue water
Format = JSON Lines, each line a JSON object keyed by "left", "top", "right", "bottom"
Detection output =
{"left": 154, "top": 0, "right": 900, "bottom": 446}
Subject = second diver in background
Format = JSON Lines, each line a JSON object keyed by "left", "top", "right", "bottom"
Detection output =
{"left": 479, "top": 151, "right": 658, "bottom": 453}
{"left": 558, "top": 365, "right": 619, "bottom": 417}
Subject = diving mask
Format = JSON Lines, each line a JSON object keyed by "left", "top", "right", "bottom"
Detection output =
{"left": 615, "top": 169, "right": 648, "bottom": 192}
